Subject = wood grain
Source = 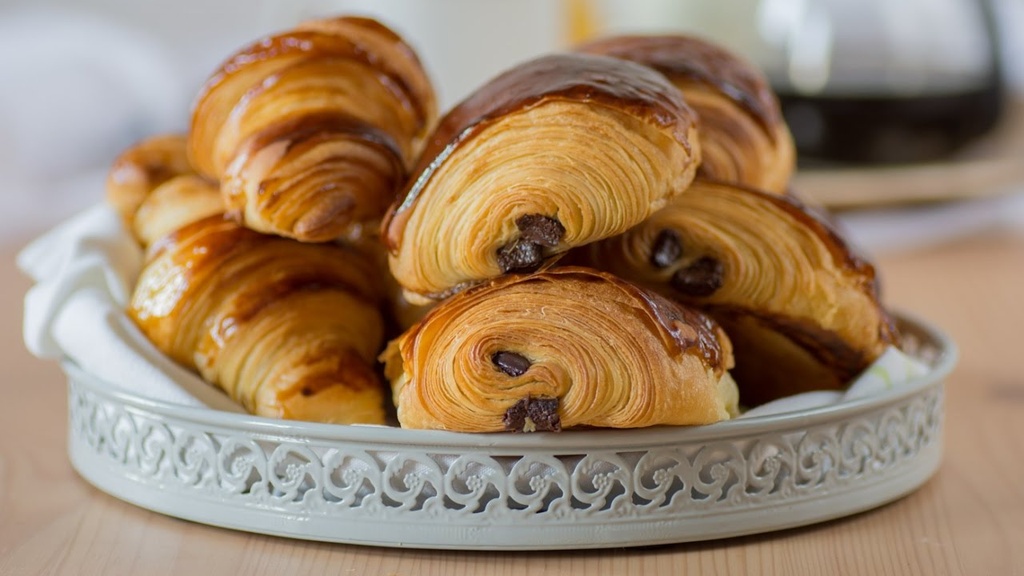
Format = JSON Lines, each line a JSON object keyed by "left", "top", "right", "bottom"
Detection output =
{"left": 2, "top": 230, "right": 1023, "bottom": 575}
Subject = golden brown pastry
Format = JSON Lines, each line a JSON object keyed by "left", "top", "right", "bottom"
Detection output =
{"left": 106, "top": 135, "right": 224, "bottom": 248}
{"left": 388, "top": 289, "right": 436, "bottom": 334}
{"left": 382, "top": 53, "right": 702, "bottom": 303}
{"left": 582, "top": 180, "right": 898, "bottom": 405}
{"left": 578, "top": 35, "right": 795, "bottom": 194}
{"left": 131, "top": 175, "right": 225, "bottom": 248}
{"left": 189, "top": 16, "right": 438, "bottom": 243}
{"left": 381, "top": 267, "right": 738, "bottom": 432}
{"left": 129, "top": 215, "right": 388, "bottom": 424}
{"left": 334, "top": 219, "right": 437, "bottom": 335}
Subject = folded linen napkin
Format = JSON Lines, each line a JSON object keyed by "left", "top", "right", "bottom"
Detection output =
{"left": 19, "top": 205, "right": 243, "bottom": 412}
{"left": 20, "top": 206, "right": 931, "bottom": 420}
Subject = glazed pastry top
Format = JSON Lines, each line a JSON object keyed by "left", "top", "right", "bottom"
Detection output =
{"left": 578, "top": 35, "right": 783, "bottom": 139}
{"left": 384, "top": 52, "right": 699, "bottom": 247}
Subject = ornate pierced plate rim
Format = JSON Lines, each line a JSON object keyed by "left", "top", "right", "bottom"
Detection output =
{"left": 62, "top": 310, "right": 956, "bottom": 450}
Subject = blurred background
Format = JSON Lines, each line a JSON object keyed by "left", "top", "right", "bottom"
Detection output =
{"left": 2, "top": 0, "right": 1024, "bottom": 249}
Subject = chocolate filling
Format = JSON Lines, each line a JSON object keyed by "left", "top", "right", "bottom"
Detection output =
{"left": 650, "top": 229, "right": 683, "bottom": 268}
{"left": 492, "top": 351, "right": 531, "bottom": 377}
{"left": 517, "top": 214, "right": 565, "bottom": 247}
{"left": 502, "top": 396, "right": 561, "bottom": 433}
{"left": 672, "top": 256, "right": 724, "bottom": 297}
{"left": 497, "top": 241, "right": 543, "bottom": 273}
{"left": 497, "top": 214, "right": 565, "bottom": 273}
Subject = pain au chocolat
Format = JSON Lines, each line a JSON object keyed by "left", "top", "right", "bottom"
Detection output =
{"left": 583, "top": 180, "right": 898, "bottom": 406}
{"left": 578, "top": 35, "right": 795, "bottom": 194}
{"left": 382, "top": 53, "right": 702, "bottom": 303}
{"left": 381, "top": 267, "right": 738, "bottom": 433}
{"left": 188, "top": 16, "right": 437, "bottom": 243}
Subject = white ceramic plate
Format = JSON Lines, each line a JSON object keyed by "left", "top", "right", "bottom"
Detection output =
{"left": 65, "top": 313, "right": 956, "bottom": 550}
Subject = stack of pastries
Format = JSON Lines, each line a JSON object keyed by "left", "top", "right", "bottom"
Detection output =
{"left": 109, "top": 16, "right": 900, "bottom": 432}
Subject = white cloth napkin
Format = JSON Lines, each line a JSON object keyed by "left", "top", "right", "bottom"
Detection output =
{"left": 19, "top": 205, "right": 931, "bottom": 420}
{"left": 19, "top": 205, "right": 243, "bottom": 412}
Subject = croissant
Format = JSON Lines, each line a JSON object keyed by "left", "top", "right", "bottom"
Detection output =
{"left": 578, "top": 35, "right": 795, "bottom": 194}
{"left": 583, "top": 179, "right": 899, "bottom": 405}
{"left": 381, "top": 267, "right": 738, "bottom": 432}
{"left": 134, "top": 175, "right": 227, "bottom": 248}
{"left": 382, "top": 53, "right": 702, "bottom": 302}
{"left": 106, "top": 135, "right": 224, "bottom": 247}
{"left": 128, "top": 214, "right": 388, "bottom": 424}
{"left": 189, "top": 16, "right": 438, "bottom": 243}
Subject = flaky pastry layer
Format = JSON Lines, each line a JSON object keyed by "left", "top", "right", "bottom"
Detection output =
{"left": 383, "top": 267, "right": 737, "bottom": 432}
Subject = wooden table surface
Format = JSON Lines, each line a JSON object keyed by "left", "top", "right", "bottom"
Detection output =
{"left": 1, "top": 226, "right": 1023, "bottom": 576}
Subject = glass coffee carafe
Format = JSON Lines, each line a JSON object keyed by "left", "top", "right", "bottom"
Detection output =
{"left": 572, "top": 0, "right": 1006, "bottom": 165}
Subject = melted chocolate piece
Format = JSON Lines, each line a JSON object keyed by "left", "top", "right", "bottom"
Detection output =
{"left": 497, "top": 241, "right": 543, "bottom": 273}
{"left": 672, "top": 256, "right": 724, "bottom": 297}
{"left": 492, "top": 351, "right": 531, "bottom": 377}
{"left": 496, "top": 214, "right": 566, "bottom": 273}
{"left": 650, "top": 229, "right": 683, "bottom": 269}
{"left": 502, "top": 396, "right": 561, "bottom": 433}
{"left": 517, "top": 214, "right": 565, "bottom": 247}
